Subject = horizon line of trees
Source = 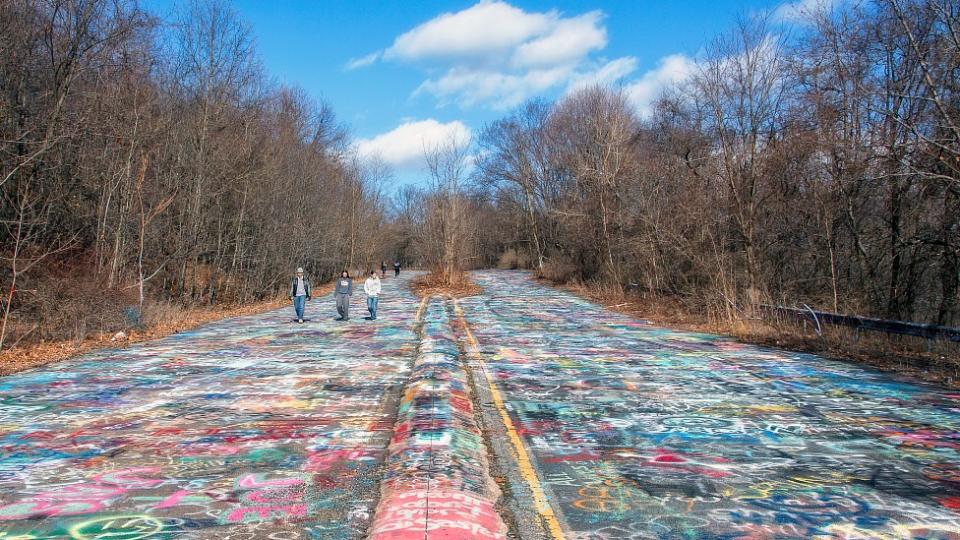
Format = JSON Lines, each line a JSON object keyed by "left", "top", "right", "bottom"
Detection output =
{"left": 3, "top": 0, "right": 958, "bottom": 351}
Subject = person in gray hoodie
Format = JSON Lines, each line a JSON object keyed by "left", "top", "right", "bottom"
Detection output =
{"left": 334, "top": 270, "right": 353, "bottom": 320}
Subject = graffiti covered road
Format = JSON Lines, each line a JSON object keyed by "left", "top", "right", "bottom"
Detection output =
{"left": 457, "top": 271, "right": 960, "bottom": 540}
{"left": 0, "top": 275, "right": 421, "bottom": 539}
{"left": 6, "top": 269, "right": 960, "bottom": 540}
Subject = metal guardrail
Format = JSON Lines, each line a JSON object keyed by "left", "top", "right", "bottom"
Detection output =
{"left": 760, "top": 304, "right": 960, "bottom": 343}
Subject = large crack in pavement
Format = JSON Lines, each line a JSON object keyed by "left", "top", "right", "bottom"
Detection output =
{"left": 366, "top": 297, "right": 508, "bottom": 540}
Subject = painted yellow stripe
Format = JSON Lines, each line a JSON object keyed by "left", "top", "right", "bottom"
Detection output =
{"left": 453, "top": 300, "right": 567, "bottom": 540}
{"left": 415, "top": 295, "right": 430, "bottom": 322}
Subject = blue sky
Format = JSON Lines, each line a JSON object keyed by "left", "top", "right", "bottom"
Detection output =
{"left": 147, "top": 0, "right": 822, "bottom": 187}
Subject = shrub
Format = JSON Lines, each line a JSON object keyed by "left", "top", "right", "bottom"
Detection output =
{"left": 29, "top": 271, "right": 135, "bottom": 343}
{"left": 498, "top": 249, "right": 519, "bottom": 269}
{"left": 540, "top": 257, "right": 579, "bottom": 283}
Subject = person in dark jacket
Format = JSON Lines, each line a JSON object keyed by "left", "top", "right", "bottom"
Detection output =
{"left": 393, "top": 260, "right": 401, "bottom": 277}
{"left": 289, "top": 267, "right": 312, "bottom": 323}
{"left": 380, "top": 261, "right": 387, "bottom": 278}
{"left": 334, "top": 270, "right": 353, "bottom": 320}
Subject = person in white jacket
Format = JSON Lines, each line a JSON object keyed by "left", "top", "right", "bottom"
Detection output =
{"left": 364, "top": 271, "right": 382, "bottom": 320}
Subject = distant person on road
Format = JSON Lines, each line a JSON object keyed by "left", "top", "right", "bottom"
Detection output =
{"left": 335, "top": 270, "right": 353, "bottom": 321}
{"left": 394, "top": 260, "right": 401, "bottom": 277}
{"left": 364, "top": 270, "right": 381, "bottom": 320}
{"left": 289, "top": 267, "right": 311, "bottom": 323}
{"left": 380, "top": 261, "right": 387, "bottom": 278}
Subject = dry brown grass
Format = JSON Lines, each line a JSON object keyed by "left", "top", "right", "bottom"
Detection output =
{"left": 556, "top": 279, "right": 960, "bottom": 388}
{"left": 411, "top": 271, "right": 482, "bottom": 299}
{"left": 729, "top": 320, "right": 960, "bottom": 386}
{"left": 0, "top": 296, "right": 287, "bottom": 376}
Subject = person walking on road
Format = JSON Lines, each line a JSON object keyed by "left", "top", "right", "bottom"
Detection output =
{"left": 393, "top": 260, "right": 401, "bottom": 277}
{"left": 364, "top": 271, "right": 382, "bottom": 320}
{"left": 289, "top": 267, "right": 311, "bottom": 323}
{"left": 380, "top": 261, "right": 387, "bottom": 278}
{"left": 335, "top": 270, "right": 353, "bottom": 321}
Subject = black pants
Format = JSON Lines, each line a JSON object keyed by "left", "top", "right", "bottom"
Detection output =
{"left": 394, "top": 268, "right": 400, "bottom": 277}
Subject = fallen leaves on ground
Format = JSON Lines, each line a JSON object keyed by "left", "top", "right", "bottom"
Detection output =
{"left": 411, "top": 273, "right": 482, "bottom": 299}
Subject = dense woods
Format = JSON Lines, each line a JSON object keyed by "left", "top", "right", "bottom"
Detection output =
{"left": 0, "top": 0, "right": 391, "bottom": 348}
{"left": 410, "top": 0, "right": 958, "bottom": 328}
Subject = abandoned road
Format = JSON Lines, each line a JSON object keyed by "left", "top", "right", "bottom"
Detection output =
{"left": 3, "top": 271, "right": 960, "bottom": 539}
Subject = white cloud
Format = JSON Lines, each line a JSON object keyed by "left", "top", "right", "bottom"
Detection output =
{"left": 510, "top": 11, "right": 606, "bottom": 68}
{"left": 357, "top": 1, "right": 622, "bottom": 109}
{"left": 566, "top": 57, "right": 638, "bottom": 94}
{"left": 619, "top": 36, "right": 787, "bottom": 118}
{"left": 355, "top": 119, "right": 471, "bottom": 169}
{"left": 416, "top": 66, "right": 573, "bottom": 110}
{"left": 345, "top": 52, "right": 381, "bottom": 71}
{"left": 385, "top": 1, "right": 552, "bottom": 62}
{"left": 774, "top": 0, "right": 841, "bottom": 22}
{"left": 625, "top": 54, "right": 697, "bottom": 117}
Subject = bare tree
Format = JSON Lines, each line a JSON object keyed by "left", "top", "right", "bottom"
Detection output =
{"left": 477, "top": 101, "right": 553, "bottom": 272}
{"left": 694, "top": 16, "right": 788, "bottom": 304}
{"left": 0, "top": 185, "right": 77, "bottom": 350}
{"left": 132, "top": 156, "right": 176, "bottom": 317}
{"left": 423, "top": 138, "right": 473, "bottom": 285}
{"left": 550, "top": 86, "right": 640, "bottom": 289}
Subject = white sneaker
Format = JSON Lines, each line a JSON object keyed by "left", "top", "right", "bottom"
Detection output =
{"left": 298, "top": 319, "right": 304, "bottom": 323}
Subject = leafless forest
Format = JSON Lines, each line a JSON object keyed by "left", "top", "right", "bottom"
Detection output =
{"left": 0, "top": 0, "right": 392, "bottom": 349}
{"left": 2, "top": 0, "right": 958, "bottom": 352}
{"left": 401, "top": 0, "right": 959, "bottom": 332}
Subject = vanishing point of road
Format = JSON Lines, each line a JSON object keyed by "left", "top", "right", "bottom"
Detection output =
{"left": 2, "top": 271, "right": 960, "bottom": 539}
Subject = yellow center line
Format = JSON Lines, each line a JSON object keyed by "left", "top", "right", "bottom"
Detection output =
{"left": 415, "top": 295, "right": 430, "bottom": 322}
{"left": 453, "top": 300, "right": 567, "bottom": 540}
